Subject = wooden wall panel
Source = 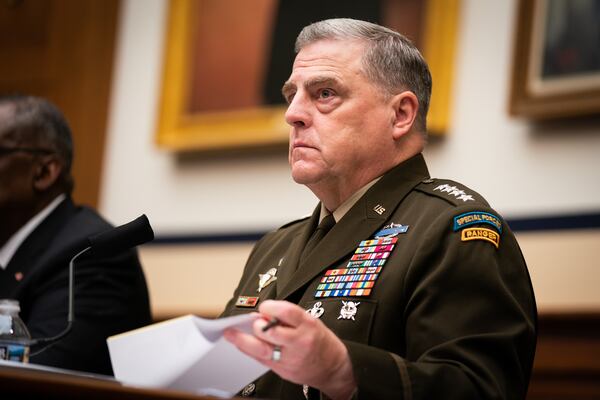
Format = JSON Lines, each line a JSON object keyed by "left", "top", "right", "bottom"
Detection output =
{"left": 528, "top": 313, "right": 600, "bottom": 399}
{"left": 0, "top": 0, "right": 120, "bottom": 208}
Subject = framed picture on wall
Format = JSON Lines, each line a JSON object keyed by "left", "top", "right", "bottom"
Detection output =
{"left": 509, "top": 0, "right": 600, "bottom": 119}
{"left": 156, "top": 0, "right": 460, "bottom": 151}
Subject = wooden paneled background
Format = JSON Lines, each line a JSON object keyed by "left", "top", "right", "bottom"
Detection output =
{"left": 0, "top": 0, "right": 119, "bottom": 208}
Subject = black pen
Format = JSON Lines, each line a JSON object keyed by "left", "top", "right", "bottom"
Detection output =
{"left": 262, "top": 317, "right": 281, "bottom": 332}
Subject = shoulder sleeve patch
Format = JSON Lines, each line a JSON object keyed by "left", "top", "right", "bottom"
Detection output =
{"left": 453, "top": 211, "right": 502, "bottom": 233}
{"left": 460, "top": 227, "right": 500, "bottom": 248}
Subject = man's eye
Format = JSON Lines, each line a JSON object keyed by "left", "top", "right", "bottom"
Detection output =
{"left": 285, "top": 92, "right": 296, "bottom": 103}
{"left": 319, "top": 89, "right": 334, "bottom": 99}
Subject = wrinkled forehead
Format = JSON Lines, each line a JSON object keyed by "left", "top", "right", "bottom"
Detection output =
{"left": 285, "top": 39, "right": 369, "bottom": 92}
{"left": 292, "top": 38, "right": 367, "bottom": 70}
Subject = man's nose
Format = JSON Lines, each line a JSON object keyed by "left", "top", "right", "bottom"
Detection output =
{"left": 284, "top": 93, "right": 311, "bottom": 128}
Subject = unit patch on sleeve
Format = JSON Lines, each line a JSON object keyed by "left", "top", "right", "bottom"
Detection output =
{"left": 315, "top": 232, "right": 403, "bottom": 299}
{"left": 453, "top": 211, "right": 502, "bottom": 233}
{"left": 460, "top": 227, "right": 500, "bottom": 248}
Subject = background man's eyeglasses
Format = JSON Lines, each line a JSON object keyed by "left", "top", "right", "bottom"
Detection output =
{"left": 0, "top": 146, "right": 55, "bottom": 157}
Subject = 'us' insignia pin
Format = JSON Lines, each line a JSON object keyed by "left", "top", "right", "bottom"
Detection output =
{"left": 373, "top": 204, "right": 386, "bottom": 215}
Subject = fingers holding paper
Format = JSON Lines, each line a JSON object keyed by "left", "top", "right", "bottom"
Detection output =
{"left": 223, "top": 300, "right": 356, "bottom": 399}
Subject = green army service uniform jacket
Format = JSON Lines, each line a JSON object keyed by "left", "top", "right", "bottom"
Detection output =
{"left": 222, "top": 154, "right": 537, "bottom": 400}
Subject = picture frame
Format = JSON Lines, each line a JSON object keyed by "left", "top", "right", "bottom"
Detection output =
{"left": 509, "top": 0, "right": 600, "bottom": 119}
{"left": 156, "top": 0, "right": 460, "bottom": 151}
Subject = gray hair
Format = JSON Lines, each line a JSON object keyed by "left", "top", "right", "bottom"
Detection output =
{"left": 296, "top": 18, "right": 432, "bottom": 133}
{"left": 0, "top": 95, "right": 74, "bottom": 193}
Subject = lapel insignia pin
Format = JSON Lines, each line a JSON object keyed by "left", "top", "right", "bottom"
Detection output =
{"left": 338, "top": 301, "right": 360, "bottom": 320}
{"left": 373, "top": 204, "right": 386, "bottom": 215}
{"left": 306, "top": 301, "right": 325, "bottom": 319}
{"left": 257, "top": 267, "right": 278, "bottom": 293}
{"left": 14, "top": 272, "right": 23, "bottom": 282}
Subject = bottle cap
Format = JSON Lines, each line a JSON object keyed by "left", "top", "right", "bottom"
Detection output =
{"left": 0, "top": 299, "right": 20, "bottom": 313}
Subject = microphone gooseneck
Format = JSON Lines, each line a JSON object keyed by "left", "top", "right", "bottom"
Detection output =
{"left": 25, "top": 214, "right": 154, "bottom": 355}
{"left": 28, "top": 246, "right": 90, "bottom": 349}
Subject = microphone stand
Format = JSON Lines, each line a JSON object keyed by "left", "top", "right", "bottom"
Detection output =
{"left": 3, "top": 214, "right": 153, "bottom": 356}
{"left": 28, "top": 247, "right": 91, "bottom": 355}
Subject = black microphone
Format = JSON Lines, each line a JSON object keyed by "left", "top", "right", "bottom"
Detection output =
{"left": 87, "top": 214, "right": 154, "bottom": 258}
{"left": 27, "top": 214, "right": 154, "bottom": 352}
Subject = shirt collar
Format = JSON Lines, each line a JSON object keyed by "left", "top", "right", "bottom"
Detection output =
{"left": 0, "top": 194, "right": 66, "bottom": 270}
{"left": 319, "top": 177, "right": 382, "bottom": 223}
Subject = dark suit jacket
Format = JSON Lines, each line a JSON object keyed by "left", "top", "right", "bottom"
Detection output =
{"left": 222, "top": 154, "right": 537, "bottom": 399}
{"left": 0, "top": 197, "right": 152, "bottom": 375}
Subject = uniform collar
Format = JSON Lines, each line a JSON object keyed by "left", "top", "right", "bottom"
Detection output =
{"left": 319, "top": 177, "right": 381, "bottom": 224}
{"left": 277, "top": 153, "right": 430, "bottom": 300}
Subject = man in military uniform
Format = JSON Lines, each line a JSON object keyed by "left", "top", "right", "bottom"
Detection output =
{"left": 223, "top": 19, "right": 536, "bottom": 399}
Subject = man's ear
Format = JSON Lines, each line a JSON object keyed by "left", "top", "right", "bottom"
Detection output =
{"left": 32, "top": 156, "right": 62, "bottom": 192}
{"left": 390, "top": 91, "right": 419, "bottom": 141}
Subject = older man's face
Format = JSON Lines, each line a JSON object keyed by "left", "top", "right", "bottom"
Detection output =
{"left": 282, "top": 39, "right": 397, "bottom": 192}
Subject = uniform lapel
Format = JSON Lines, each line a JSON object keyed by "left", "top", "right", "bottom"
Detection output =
{"left": 276, "top": 154, "right": 430, "bottom": 301}
{"left": 274, "top": 207, "right": 320, "bottom": 294}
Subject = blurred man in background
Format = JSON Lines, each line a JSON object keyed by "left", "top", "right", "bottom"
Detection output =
{"left": 0, "top": 95, "right": 152, "bottom": 375}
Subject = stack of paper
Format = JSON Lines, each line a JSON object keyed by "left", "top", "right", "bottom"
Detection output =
{"left": 107, "top": 313, "right": 269, "bottom": 397}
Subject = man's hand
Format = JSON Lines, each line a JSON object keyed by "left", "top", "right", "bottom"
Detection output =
{"left": 224, "top": 300, "right": 356, "bottom": 400}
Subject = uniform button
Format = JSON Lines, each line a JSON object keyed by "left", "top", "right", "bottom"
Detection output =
{"left": 241, "top": 383, "right": 256, "bottom": 397}
{"left": 421, "top": 178, "right": 434, "bottom": 184}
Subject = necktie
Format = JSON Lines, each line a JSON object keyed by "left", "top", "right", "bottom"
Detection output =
{"left": 300, "top": 213, "right": 336, "bottom": 264}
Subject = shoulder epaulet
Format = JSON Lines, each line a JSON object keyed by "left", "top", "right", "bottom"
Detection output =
{"left": 415, "top": 178, "right": 490, "bottom": 207}
{"left": 277, "top": 214, "right": 311, "bottom": 230}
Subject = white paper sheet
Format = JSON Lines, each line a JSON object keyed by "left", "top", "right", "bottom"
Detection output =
{"left": 107, "top": 313, "right": 269, "bottom": 397}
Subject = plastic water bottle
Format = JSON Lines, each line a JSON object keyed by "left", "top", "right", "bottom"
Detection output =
{"left": 0, "top": 299, "right": 31, "bottom": 362}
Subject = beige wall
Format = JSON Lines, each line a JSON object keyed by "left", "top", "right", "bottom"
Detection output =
{"left": 140, "top": 228, "right": 600, "bottom": 319}
{"left": 139, "top": 243, "right": 252, "bottom": 319}
{"left": 517, "top": 229, "right": 600, "bottom": 312}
